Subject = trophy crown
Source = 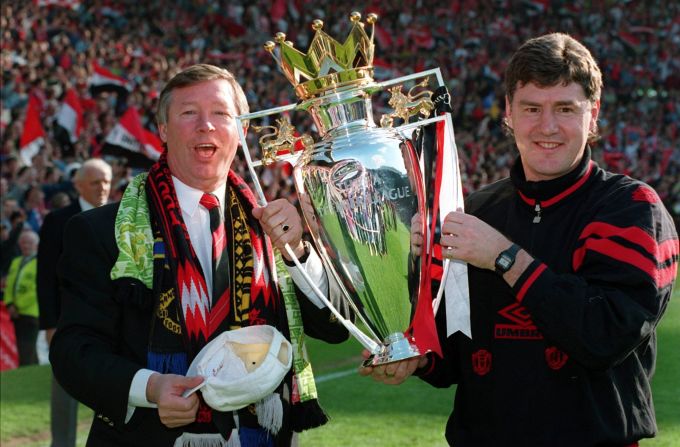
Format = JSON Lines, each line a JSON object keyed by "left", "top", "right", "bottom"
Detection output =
{"left": 264, "top": 11, "right": 378, "bottom": 100}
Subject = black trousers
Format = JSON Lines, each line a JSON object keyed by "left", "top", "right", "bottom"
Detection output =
{"left": 13, "top": 315, "right": 39, "bottom": 366}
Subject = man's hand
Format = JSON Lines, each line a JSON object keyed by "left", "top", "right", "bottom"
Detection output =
{"left": 358, "top": 349, "right": 428, "bottom": 385}
{"left": 410, "top": 213, "right": 424, "bottom": 256}
{"left": 440, "top": 210, "right": 511, "bottom": 270}
{"left": 146, "top": 373, "right": 204, "bottom": 428}
{"left": 252, "top": 199, "right": 305, "bottom": 259}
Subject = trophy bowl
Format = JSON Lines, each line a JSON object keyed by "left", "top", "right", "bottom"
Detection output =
{"left": 293, "top": 90, "right": 425, "bottom": 366}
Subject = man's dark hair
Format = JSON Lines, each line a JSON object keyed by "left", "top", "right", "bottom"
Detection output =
{"left": 504, "top": 33, "right": 602, "bottom": 104}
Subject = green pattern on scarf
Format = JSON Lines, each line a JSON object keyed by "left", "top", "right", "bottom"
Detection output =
{"left": 111, "top": 173, "right": 154, "bottom": 287}
{"left": 276, "top": 255, "right": 319, "bottom": 403}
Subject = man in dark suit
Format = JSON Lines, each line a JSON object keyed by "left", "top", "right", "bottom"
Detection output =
{"left": 37, "top": 158, "right": 112, "bottom": 447}
{"left": 49, "top": 64, "right": 349, "bottom": 446}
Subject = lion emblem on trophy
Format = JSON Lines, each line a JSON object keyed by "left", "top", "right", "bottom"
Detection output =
{"left": 252, "top": 118, "right": 313, "bottom": 165}
{"left": 380, "top": 78, "right": 435, "bottom": 128}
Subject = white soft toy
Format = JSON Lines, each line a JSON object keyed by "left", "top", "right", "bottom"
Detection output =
{"left": 185, "top": 325, "right": 292, "bottom": 434}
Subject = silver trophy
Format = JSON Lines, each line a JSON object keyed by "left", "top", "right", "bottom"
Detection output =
{"left": 237, "top": 12, "right": 462, "bottom": 366}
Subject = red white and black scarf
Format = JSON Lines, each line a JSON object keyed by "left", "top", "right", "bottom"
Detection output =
{"left": 145, "top": 153, "right": 283, "bottom": 437}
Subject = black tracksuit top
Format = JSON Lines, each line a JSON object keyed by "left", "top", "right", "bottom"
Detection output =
{"left": 419, "top": 149, "right": 679, "bottom": 447}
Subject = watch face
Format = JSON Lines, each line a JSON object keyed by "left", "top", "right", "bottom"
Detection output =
{"left": 496, "top": 244, "right": 519, "bottom": 274}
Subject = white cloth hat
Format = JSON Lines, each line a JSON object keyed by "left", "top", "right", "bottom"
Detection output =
{"left": 186, "top": 325, "right": 292, "bottom": 412}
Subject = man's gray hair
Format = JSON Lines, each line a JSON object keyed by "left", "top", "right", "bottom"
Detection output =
{"left": 156, "top": 64, "right": 249, "bottom": 125}
{"left": 74, "top": 158, "right": 112, "bottom": 181}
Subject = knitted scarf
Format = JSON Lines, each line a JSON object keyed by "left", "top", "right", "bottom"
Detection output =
{"left": 111, "top": 153, "right": 327, "bottom": 445}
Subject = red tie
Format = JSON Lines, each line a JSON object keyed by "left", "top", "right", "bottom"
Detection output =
{"left": 199, "top": 193, "right": 229, "bottom": 311}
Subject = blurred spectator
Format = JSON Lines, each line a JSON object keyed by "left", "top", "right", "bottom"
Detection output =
{"left": 6, "top": 166, "right": 37, "bottom": 203}
{"left": 4, "top": 229, "right": 40, "bottom": 366}
{"left": 22, "top": 183, "right": 47, "bottom": 232}
{"left": 37, "top": 158, "right": 112, "bottom": 447}
{"left": 38, "top": 157, "right": 112, "bottom": 343}
{"left": 0, "top": 206, "right": 24, "bottom": 279}
{"left": 0, "top": 0, "right": 677, "bottom": 231}
{"left": 49, "top": 191, "right": 71, "bottom": 209}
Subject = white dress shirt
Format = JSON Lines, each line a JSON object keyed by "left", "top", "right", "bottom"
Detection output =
{"left": 78, "top": 196, "right": 96, "bottom": 212}
{"left": 126, "top": 177, "right": 327, "bottom": 421}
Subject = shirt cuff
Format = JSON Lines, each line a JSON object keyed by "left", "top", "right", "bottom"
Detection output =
{"left": 125, "top": 369, "right": 158, "bottom": 423}
{"left": 512, "top": 260, "right": 548, "bottom": 303}
{"left": 413, "top": 353, "right": 436, "bottom": 377}
{"left": 285, "top": 244, "right": 328, "bottom": 309}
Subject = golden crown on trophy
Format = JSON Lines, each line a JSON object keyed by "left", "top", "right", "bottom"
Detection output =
{"left": 264, "top": 11, "right": 378, "bottom": 100}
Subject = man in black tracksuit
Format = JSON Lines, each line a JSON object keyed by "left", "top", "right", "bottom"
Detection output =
{"left": 361, "top": 33, "right": 679, "bottom": 446}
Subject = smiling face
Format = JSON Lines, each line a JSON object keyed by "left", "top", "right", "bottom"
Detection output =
{"left": 505, "top": 81, "right": 599, "bottom": 181}
{"left": 159, "top": 79, "right": 240, "bottom": 192}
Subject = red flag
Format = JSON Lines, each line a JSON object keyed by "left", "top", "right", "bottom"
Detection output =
{"left": 89, "top": 62, "right": 132, "bottom": 93}
{"left": 55, "top": 88, "right": 83, "bottom": 143}
{"left": 102, "top": 107, "right": 160, "bottom": 166}
{"left": 19, "top": 95, "right": 45, "bottom": 166}
{"left": 0, "top": 302, "right": 19, "bottom": 371}
{"left": 143, "top": 129, "right": 163, "bottom": 159}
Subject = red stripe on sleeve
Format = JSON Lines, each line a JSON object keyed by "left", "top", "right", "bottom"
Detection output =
{"left": 658, "top": 238, "right": 680, "bottom": 265}
{"left": 516, "top": 263, "right": 547, "bottom": 303}
{"left": 579, "top": 222, "right": 678, "bottom": 264}
{"left": 632, "top": 186, "right": 660, "bottom": 203}
{"left": 574, "top": 238, "right": 677, "bottom": 289}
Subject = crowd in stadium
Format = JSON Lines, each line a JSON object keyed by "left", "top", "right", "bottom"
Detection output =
{"left": 1, "top": 0, "right": 679, "bottom": 297}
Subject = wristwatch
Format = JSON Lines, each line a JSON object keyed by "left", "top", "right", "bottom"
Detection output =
{"left": 494, "top": 243, "right": 520, "bottom": 275}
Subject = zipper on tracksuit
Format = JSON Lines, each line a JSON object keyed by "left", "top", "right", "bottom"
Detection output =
{"left": 533, "top": 203, "right": 542, "bottom": 223}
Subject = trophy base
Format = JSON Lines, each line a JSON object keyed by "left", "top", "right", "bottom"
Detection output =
{"left": 362, "top": 332, "right": 420, "bottom": 367}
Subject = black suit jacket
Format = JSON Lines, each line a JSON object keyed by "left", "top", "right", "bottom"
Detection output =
{"left": 50, "top": 202, "right": 349, "bottom": 446}
{"left": 37, "top": 200, "right": 82, "bottom": 330}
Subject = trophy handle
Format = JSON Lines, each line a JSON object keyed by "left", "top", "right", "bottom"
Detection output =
{"left": 282, "top": 243, "right": 380, "bottom": 354}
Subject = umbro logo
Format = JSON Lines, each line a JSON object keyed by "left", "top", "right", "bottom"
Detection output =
{"left": 494, "top": 302, "right": 543, "bottom": 340}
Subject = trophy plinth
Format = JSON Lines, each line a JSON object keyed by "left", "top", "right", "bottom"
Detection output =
{"left": 363, "top": 332, "right": 420, "bottom": 367}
